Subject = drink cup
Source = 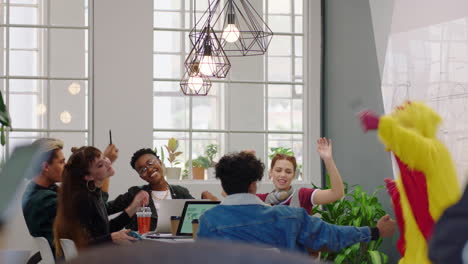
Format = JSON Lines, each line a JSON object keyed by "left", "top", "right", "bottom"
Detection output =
{"left": 192, "top": 219, "right": 199, "bottom": 240}
{"left": 170, "top": 216, "right": 181, "bottom": 236}
{"left": 137, "top": 207, "right": 151, "bottom": 234}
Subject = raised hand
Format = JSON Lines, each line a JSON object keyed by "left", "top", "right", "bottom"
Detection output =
{"left": 316, "top": 138, "right": 333, "bottom": 160}
{"left": 104, "top": 144, "right": 119, "bottom": 163}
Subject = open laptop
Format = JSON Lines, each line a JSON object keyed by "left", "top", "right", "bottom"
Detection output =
{"left": 153, "top": 199, "right": 192, "bottom": 233}
{"left": 176, "top": 201, "right": 220, "bottom": 236}
{"left": 154, "top": 199, "right": 214, "bottom": 233}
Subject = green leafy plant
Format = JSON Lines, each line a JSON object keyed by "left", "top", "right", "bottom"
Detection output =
{"left": 268, "top": 146, "right": 294, "bottom": 159}
{"left": 205, "top": 144, "right": 218, "bottom": 167}
{"left": 164, "top": 137, "right": 182, "bottom": 168}
{"left": 191, "top": 156, "right": 210, "bottom": 168}
{"left": 0, "top": 92, "right": 11, "bottom": 146}
{"left": 312, "top": 181, "right": 388, "bottom": 264}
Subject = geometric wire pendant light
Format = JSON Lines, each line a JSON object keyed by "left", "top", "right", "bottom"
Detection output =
{"left": 189, "top": 0, "right": 274, "bottom": 57}
{"left": 180, "top": 62, "right": 212, "bottom": 96}
{"left": 184, "top": 24, "right": 231, "bottom": 79}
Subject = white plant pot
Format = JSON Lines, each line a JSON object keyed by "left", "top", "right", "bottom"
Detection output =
{"left": 207, "top": 167, "right": 216, "bottom": 179}
{"left": 165, "top": 167, "right": 181, "bottom": 180}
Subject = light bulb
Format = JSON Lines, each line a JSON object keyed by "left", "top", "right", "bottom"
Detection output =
{"left": 36, "top": 104, "right": 47, "bottom": 115}
{"left": 68, "top": 82, "right": 81, "bottom": 95}
{"left": 60, "top": 111, "right": 72, "bottom": 124}
{"left": 188, "top": 75, "right": 204, "bottom": 92}
{"left": 199, "top": 55, "right": 215, "bottom": 76}
{"left": 222, "top": 24, "right": 240, "bottom": 43}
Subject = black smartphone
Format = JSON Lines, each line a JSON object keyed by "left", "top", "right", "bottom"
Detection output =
{"left": 109, "top": 129, "right": 112, "bottom": 145}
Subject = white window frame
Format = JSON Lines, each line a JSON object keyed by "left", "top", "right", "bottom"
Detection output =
{"left": 153, "top": 0, "right": 321, "bottom": 184}
{"left": 1, "top": 0, "right": 93, "bottom": 157}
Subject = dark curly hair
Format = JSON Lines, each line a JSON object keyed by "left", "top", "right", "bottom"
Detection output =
{"left": 130, "top": 148, "right": 160, "bottom": 170}
{"left": 215, "top": 152, "right": 265, "bottom": 195}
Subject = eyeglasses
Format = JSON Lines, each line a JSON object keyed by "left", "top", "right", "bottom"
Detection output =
{"left": 137, "top": 159, "right": 158, "bottom": 176}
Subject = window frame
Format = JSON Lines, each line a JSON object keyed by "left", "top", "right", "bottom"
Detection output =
{"left": 153, "top": 0, "right": 321, "bottom": 184}
{"left": 1, "top": 0, "right": 93, "bottom": 157}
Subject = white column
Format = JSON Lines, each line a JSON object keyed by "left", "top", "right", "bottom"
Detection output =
{"left": 93, "top": 0, "right": 153, "bottom": 197}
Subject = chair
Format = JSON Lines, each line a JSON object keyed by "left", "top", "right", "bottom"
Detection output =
{"left": 0, "top": 250, "right": 30, "bottom": 264}
{"left": 60, "top": 238, "right": 78, "bottom": 261}
{"left": 32, "top": 237, "right": 55, "bottom": 264}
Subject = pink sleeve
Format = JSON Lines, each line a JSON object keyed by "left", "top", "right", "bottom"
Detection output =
{"left": 256, "top": 193, "right": 268, "bottom": 202}
{"left": 298, "top": 188, "right": 316, "bottom": 214}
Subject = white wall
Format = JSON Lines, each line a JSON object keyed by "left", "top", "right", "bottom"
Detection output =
{"left": 93, "top": 0, "right": 154, "bottom": 197}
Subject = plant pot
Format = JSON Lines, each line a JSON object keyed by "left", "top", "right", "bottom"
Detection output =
{"left": 207, "top": 167, "right": 216, "bottom": 179}
{"left": 192, "top": 167, "right": 205, "bottom": 180}
{"left": 165, "top": 167, "right": 181, "bottom": 180}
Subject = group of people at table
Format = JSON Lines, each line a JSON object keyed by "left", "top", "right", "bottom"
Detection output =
{"left": 22, "top": 137, "right": 397, "bottom": 263}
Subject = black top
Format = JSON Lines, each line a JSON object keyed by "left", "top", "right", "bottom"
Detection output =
{"left": 106, "top": 184, "right": 194, "bottom": 231}
{"left": 429, "top": 184, "right": 468, "bottom": 264}
{"left": 77, "top": 188, "right": 131, "bottom": 245}
{"left": 22, "top": 181, "right": 59, "bottom": 249}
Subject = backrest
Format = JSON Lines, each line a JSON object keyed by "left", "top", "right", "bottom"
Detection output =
{"left": 32, "top": 237, "right": 55, "bottom": 264}
{"left": 60, "top": 239, "right": 78, "bottom": 261}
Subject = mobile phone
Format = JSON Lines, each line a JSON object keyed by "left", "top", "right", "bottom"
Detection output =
{"left": 109, "top": 129, "right": 112, "bottom": 145}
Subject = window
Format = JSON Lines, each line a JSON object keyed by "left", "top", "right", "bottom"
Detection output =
{"left": 1, "top": 0, "right": 91, "bottom": 159}
{"left": 153, "top": 0, "right": 311, "bottom": 181}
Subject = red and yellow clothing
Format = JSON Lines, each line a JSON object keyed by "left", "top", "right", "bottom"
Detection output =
{"left": 379, "top": 102, "right": 460, "bottom": 264}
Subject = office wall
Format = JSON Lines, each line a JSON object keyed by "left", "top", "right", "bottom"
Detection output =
{"left": 323, "top": 0, "right": 399, "bottom": 262}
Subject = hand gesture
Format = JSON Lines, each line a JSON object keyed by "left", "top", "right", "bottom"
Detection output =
{"left": 132, "top": 190, "right": 149, "bottom": 208}
{"left": 104, "top": 144, "right": 119, "bottom": 163}
{"left": 111, "top": 229, "right": 137, "bottom": 245}
{"left": 316, "top": 138, "right": 333, "bottom": 160}
{"left": 358, "top": 110, "right": 380, "bottom": 132}
{"left": 125, "top": 190, "right": 149, "bottom": 217}
{"left": 377, "top": 214, "right": 397, "bottom": 238}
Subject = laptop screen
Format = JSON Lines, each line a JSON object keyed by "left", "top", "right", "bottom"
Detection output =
{"left": 177, "top": 201, "right": 219, "bottom": 236}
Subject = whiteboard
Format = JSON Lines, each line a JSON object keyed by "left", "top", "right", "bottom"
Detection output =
{"left": 380, "top": 0, "right": 468, "bottom": 187}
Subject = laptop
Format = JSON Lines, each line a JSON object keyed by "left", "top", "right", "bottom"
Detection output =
{"left": 154, "top": 199, "right": 209, "bottom": 233}
{"left": 176, "top": 201, "right": 220, "bottom": 236}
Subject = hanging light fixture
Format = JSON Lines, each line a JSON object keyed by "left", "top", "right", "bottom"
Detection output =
{"left": 185, "top": 24, "right": 231, "bottom": 79}
{"left": 190, "top": 0, "right": 274, "bottom": 57}
{"left": 180, "top": 62, "right": 212, "bottom": 96}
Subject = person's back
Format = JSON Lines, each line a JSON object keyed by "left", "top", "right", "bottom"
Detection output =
{"left": 198, "top": 152, "right": 397, "bottom": 254}
{"left": 198, "top": 193, "right": 374, "bottom": 253}
{"left": 22, "top": 181, "right": 59, "bottom": 247}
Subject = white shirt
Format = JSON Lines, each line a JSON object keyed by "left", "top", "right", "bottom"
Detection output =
{"left": 151, "top": 190, "right": 172, "bottom": 211}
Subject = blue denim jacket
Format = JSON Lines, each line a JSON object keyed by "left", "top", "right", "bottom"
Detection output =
{"left": 198, "top": 193, "right": 371, "bottom": 253}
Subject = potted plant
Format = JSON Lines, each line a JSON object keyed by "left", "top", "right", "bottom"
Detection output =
{"left": 164, "top": 137, "right": 182, "bottom": 180}
{"left": 268, "top": 147, "right": 301, "bottom": 179}
{"left": 312, "top": 179, "right": 388, "bottom": 264}
{"left": 191, "top": 156, "right": 210, "bottom": 180}
{"left": 205, "top": 144, "right": 218, "bottom": 179}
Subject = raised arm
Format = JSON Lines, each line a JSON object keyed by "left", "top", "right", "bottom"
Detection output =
{"left": 359, "top": 110, "right": 436, "bottom": 171}
{"left": 312, "top": 138, "right": 345, "bottom": 205}
{"left": 378, "top": 115, "right": 436, "bottom": 171}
